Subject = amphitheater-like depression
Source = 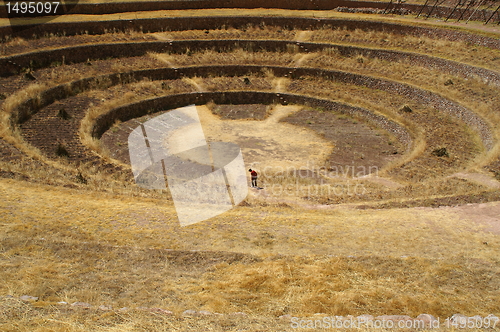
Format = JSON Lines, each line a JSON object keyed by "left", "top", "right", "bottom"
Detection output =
{"left": 1, "top": 11, "right": 500, "bottom": 209}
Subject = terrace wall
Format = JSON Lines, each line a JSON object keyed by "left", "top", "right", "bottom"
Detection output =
{"left": 2, "top": 40, "right": 499, "bottom": 86}
{"left": 1, "top": 16, "right": 499, "bottom": 50}
{"left": 0, "top": 0, "right": 495, "bottom": 22}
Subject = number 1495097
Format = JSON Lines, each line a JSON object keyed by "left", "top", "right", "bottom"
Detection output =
{"left": 445, "top": 316, "right": 499, "bottom": 329}
{"left": 6, "top": 2, "right": 60, "bottom": 15}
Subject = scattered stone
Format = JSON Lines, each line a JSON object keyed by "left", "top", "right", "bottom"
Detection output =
{"left": 336, "top": 7, "right": 383, "bottom": 14}
{"left": 182, "top": 309, "right": 197, "bottom": 316}
{"left": 147, "top": 308, "right": 174, "bottom": 315}
{"left": 71, "top": 302, "right": 91, "bottom": 308}
{"left": 279, "top": 314, "right": 292, "bottom": 320}
{"left": 24, "top": 72, "right": 36, "bottom": 81}
{"left": 56, "top": 144, "right": 70, "bottom": 157}
{"left": 432, "top": 147, "right": 449, "bottom": 157}
{"left": 444, "top": 79, "right": 454, "bottom": 86}
{"left": 243, "top": 77, "right": 251, "bottom": 85}
{"left": 118, "top": 307, "right": 129, "bottom": 312}
{"left": 20, "top": 295, "right": 38, "bottom": 301}
{"left": 57, "top": 109, "right": 71, "bottom": 120}
{"left": 98, "top": 305, "right": 113, "bottom": 311}
{"left": 198, "top": 310, "right": 212, "bottom": 315}
{"left": 57, "top": 301, "right": 68, "bottom": 305}
{"left": 400, "top": 105, "right": 413, "bottom": 113}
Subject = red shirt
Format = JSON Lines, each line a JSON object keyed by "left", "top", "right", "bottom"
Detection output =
{"left": 251, "top": 171, "right": 257, "bottom": 177}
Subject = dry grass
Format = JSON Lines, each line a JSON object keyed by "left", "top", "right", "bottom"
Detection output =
{"left": 300, "top": 50, "right": 500, "bottom": 172}
{"left": 0, "top": 177, "right": 499, "bottom": 330}
{"left": 2, "top": 8, "right": 499, "bottom": 39}
{"left": 310, "top": 27, "right": 500, "bottom": 70}
{"left": 198, "top": 255, "right": 499, "bottom": 317}
{"left": 1, "top": 12, "right": 500, "bottom": 330}
{"left": 154, "top": 25, "right": 296, "bottom": 42}
{"left": 170, "top": 48, "right": 297, "bottom": 67}
{"left": 202, "top": 75, "right": 274, "bottom": 92}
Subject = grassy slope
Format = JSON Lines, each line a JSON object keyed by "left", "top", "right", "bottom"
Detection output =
{"left": 1, "top": 177, "right": 499, "bottom": 331}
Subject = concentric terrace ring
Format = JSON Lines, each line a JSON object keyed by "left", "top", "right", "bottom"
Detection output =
{"left": 2, "top": 40, "right": 500, "bottom": 88}
{"left": 9, "top": 65, "right": 494, "bottom": 151}
{"left": 1, "top": 16, "right": 499, "bottom": 48}
{"left": 1, "top": 11, "right": 499, "bottom": 207}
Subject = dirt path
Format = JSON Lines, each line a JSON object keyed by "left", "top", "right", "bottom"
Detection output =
{"left": 362, "top": 175, "right": 405, "bottom": 189}
{"left": 293, "top": 53, "right": 315, "bottom": 67}
{"left": 272, "top": 77, "right": 288, "bottom": 93}
{"left": 183, "top": 77, "right": 206, "bottom": 92}
{"left": 449, "top": 172, "right": 500, "bottom": 189}
{"left": 151, "top": 32, "right": 174, "bottom": 42}
{"left": 295, "top": 30, "right": 313, "bottom": 42}
{"left": 148, "top": 52, "right": 177, "bottom": 68}
{"left": 248, "top": 182, "right": 500, "bottom": 234}
{"left": 441, "top": 201, "right": 500, "bottom": 235}
{"left": 263, "top": 105, "right": 300, "bottom": 124}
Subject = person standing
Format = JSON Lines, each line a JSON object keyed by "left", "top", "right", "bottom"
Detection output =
{"left": 249, "top": 169, "right": 258, "bottom": 188}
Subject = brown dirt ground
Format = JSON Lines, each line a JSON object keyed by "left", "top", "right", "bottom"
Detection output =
{"left": 283, "top": 107, "right": 404, "bottom": 174}
{"left": 101, "top": 103, "right": 401, "bottom": 177}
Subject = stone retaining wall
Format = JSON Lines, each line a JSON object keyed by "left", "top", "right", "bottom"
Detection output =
{"left": 90, "top": 90, "right": 413, "bottom": 151}
{"left": 2, "top": 39, "right": 499, "bottom": 88}
{"left": 1, "top": 16, "right": 499, "bottom": 50}
{"left": 9, "top": 65, "right": 492, "bottom": 150}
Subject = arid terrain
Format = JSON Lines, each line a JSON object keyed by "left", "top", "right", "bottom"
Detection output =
{"left": 0, "top": 1, "right": 499, "bottom": 331}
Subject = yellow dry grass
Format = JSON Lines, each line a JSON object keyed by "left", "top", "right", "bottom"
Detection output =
{"left": 309, "top": 28, "right": 500, "bottom": 70}
{"left": 1, "top": 8, "right": 498, "bottom": 37}
{"left": 0, "top": 176, "right": 499, "bottom": 330}
{"left": 1, "top": 10, "right": 500, "bottom": 330}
